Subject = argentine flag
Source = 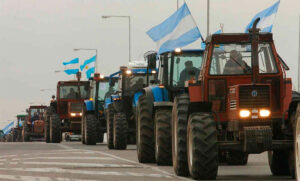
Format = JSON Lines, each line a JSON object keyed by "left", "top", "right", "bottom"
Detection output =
{"left": 80, "top": 55, "right": 96, "bottom": 79}
{"left": 3, "top": 121, "right": 14, "bottom": 135}
{"left": 245, "top": 1, "right": 280, "bottom": 33}
{"left": 63, "top": 58, "right": 79, "bottom": 75}
{"left": 147, "top": 3, "right": 202, "bottom": 55}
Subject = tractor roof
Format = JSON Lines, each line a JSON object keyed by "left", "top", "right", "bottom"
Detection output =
{"left": 57, "top": 80, "right": 89, "bottom": 86}
{"left": 160, "top": 49, "right": 205, "bottom": 55}
{"left": 206, "top": 33, "right": 273, "bottom": 44}
{"left": 16, "top": 114, "right": 27, "bottom": 117}
{"left": 29, "top": 105, "right": 47, "bottom": 109}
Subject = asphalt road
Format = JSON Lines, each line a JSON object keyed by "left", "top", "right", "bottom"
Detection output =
{"left": 0, "top": 141, "right": 294, "bottom": 181}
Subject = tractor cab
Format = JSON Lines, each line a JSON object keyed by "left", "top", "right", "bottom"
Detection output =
{"left": 56, "top": 81, "right": 90, "bottom": 119}
{"left": 157, "top": 49, "right": 204, "bottom": 99}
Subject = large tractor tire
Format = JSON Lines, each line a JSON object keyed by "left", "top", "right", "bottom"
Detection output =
{"left": 44, "top": 109, "right": 51, "bottom": 143}
{"left": 50, "top": 113, "right": 61, "bottom": 143}
{"left": 268, "top": 150, "right": 290, "bottom": 176}
{"left": 81, "top": 115, "right": 86, "bottom": 144}
{"left": 154, "top": 108, "right": 172, "bottom": 165}
{"left": 172, "top": 94, "right": 190, "bottom": 176}
{"left": 187, "top": 113, "right": 218, "bottom": 180}
{"left": 294, "top": 106, "right": 300, "bottom": 180}
{"left": 113, "top": 112, "right": 128, "bottom": 150}
{"left": 136, "top": 95, "right": 155, "bottom": 163}
{"left": 227, "top": 151, "right": 248, "bottom": 165}
{"left": 106, "top": 104, "right": 115, "bottom": 149}
{"left": 22, "top": 123, "right": 30, "bottom": 142}
{"left": 84, "top": 113, "right": 97, "bottom": 145}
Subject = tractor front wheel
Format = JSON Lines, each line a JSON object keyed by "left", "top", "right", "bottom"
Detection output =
{"left": 136, "top": 95, "right": 155, "bottom": 163}
{"left": 84, "top": 113, "right": 97, "bottom": 145}
{"left": 50, "top": 113, "right": 61, "bottom": 143}
{"left": 154, "top": 108, "right": 172, "bottom": 165}
{"left": 172, "top": 94, "right": 190, "bottom": 176}
{"left": 113, "top": 112, "right": 128, "bottom": 150}
{"left": 107, "top": 104, "right": 115, "bottom": 149}
{"left": 22, "top": 123, "right": 30, "bottom": 142}
{"left": 187, "top": 113, "right": 218, "bottom": 180}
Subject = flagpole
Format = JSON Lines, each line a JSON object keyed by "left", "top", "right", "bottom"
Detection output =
{"left": 207, "top": 0, "right": 210, "bottom": 37}
{"left": 298, "top": 14, "right": 300, "bottom": 91}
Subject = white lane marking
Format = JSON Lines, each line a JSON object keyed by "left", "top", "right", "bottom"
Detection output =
{"left": 14, "top": 156, "right": 115, "bottom": 161}
{"left": 57, "top": 145, "right": 188, "bottom": 180}
{"left": 56, "top": 144, "right": 75, "bottom": 150}
{"left": 0, "top": 167, "right": 172, "bottom": 179}
{"left": 22, "top": 161, "right": 141, "bottom": 168}
{"left": 0, "top": 174, "right": 98, "bottom": 181}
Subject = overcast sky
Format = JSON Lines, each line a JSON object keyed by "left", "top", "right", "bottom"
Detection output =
{"left": 0, "top": 0, "right": 299, "bottom": 128}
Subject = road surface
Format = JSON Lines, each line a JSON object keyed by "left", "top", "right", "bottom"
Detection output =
{"left": 0, "top": 141, "right": 294, "bottom": 181}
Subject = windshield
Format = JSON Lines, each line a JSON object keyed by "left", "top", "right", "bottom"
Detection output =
{"left": 98, "top": 81, "right": 118, "bottom": 101}
{"left": 59, "top": 84, "right": 90, "bottom": 99}
{"left": 169, "top": 52, "right": 203, "bottom": 87}
{"left": 209, "top": 43, "right": 278, "bottom": 75}
{"left": 30, "top": 108, "right": 45, "bottom": 117}
{"left": 123, "top": 74, "right": 155, "bottom": 91}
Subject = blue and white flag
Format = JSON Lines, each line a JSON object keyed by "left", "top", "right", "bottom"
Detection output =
{"left": 80, "top": 55, "right": 96, "bottom": 79}
{"left": 245, "top": 1, "right": 280, "bottom": 33}
{"left": 63, "top": 58, "right": 79, "bottom": 75}
{"left": 147, "top": 3, "right": 203, "bottom": 55}
{"left": 3, "top": 121, "right": 14, "bottom": 135}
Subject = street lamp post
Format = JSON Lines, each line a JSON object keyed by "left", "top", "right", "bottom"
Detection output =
{"left": 102, "top": 15, "right": 131, "bottom": 62}
{"left": 73, "top": 48, "right": 98, "bottom": 73}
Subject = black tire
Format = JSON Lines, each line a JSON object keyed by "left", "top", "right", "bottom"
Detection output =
{"left": 106, "top": 104, "right": 115, "bottom": 149}
{"left": 172, "top": 94, "right": 190, "bottom": 176}
{"left": 44, "top": 108, "right": 51, "bottom": 143}
{"left": 50, "top": 113, "right": 61, "bottom": 143}
{"left": 23, "top": 123, "right": 30, "bottom": 142}
{"left": 136, "top": 95, "right": 155, "bottom": 163}
{"left": 288, "top": 111, "right": 296, "bottom": 178}
{"left": 187, "top": 113, "right": 218, "bottom": 180}
{"left": 12, "top": 129, "right": 18, "bottom": 142}
{"left": 81, "top": 115, "right": 86, "bottom": 144}
{"left": 155, "top": 108, "right": 172, "bottom": 165}
{"left": 268, "top": 150, "right": 290, "bottom": 176}
{"left": 113, "top": 112, "right": 128, "bottom": 150}
{"left": 84, "top": 113, "right": 97, "bottom": 145}
{"left": 97, "top": 133, "right": 104, "bottom": 143}
{"left": 227, "top": 151, "right": 248, "bottom": 165}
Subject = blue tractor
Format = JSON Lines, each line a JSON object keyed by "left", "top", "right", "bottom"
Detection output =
{"left": 81, "top": 73, "right": 118, "bottom": 145}
{"left": 136, "top": 49, "right": 204, "bottom": 167}
{"left": 106, "top": 53, "right": 157, "bottom": 150}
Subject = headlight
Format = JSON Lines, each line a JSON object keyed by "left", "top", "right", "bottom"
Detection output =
{"left": 151, "top": 70, "right": 157, "bottom": 74}
{"left": 174, "top": 48, "right": 182, "bottom": 53}
{"left": 70, "top": 113, "right": 82, "bottom": 117}
{"left": 239, "top": 110, "right": 250, "bottom": 118}
{"left": 79, "top": 113, "right": 83, "bottom": 116}
{"left": 126, "top": 70, "right": 132, "bottom": 75}
{"left": 260, "top": 109, "right": 270, "bottom": 117}
{"left": 70, "top": 113, "right": 76, "bottom": 117}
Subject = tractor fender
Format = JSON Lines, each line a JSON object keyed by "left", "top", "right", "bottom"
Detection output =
{"left": 142, "top": 86, "right": 171, "bottom": 111}
{"left": 288, "top": 91, "right": 300, "bottom": 115}
{"left": 84, "top": 100, "right": 95, "bottom": 112}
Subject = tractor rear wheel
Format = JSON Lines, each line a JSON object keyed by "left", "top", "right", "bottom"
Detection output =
{"left": 227, "top": 151, "right": 248, "bottom": 165}
{"left": 172, "top": 94, "right": 190, "bottom": 176}
{"left": 50, "top": 113, "right": 61, "bottom": 143}
{"left": 81, "top": 115, "right": 86, "bottom": 144}
{"left": 136, "top": 95, "right": 155, "bottom": 163}
{"left": 187, "top": 113, "right": 218, "bottom": 180}
{"left": 84, "top": 113, "right": 97, "bottom": 145}
{"left": 113, "top": 112, "right": 128, "bottom": 149}
{"left": 107, "top": 104, "right": 115, "bottom": 149}
{"left": 154, "top": 108, "right": 172, "bottom": 165}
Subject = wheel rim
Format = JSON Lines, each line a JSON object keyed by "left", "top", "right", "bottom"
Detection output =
{"left": 295, "top": 117, "right": 300, "bottom": 180}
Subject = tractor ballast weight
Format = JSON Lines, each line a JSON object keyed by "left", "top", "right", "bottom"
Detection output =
{"left": 170, "top": 18, "right": 299, "bottom": 180}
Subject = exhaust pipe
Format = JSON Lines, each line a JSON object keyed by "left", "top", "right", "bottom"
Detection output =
{"left": 249, "top": 18, "right": 260, "bottom": 84}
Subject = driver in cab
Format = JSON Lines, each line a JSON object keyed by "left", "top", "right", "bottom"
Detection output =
{"left": 178, "top": 61, "right": 199, "bottom": 86}
{"left": 223, "top": 50, "right": 251, "bottom": 75}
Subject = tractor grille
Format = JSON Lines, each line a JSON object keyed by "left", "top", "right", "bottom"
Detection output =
{"left": 239, "top": 85, "right": 270, "bottom": 108}
{"left": 70, "top": 102, "right": 83, "bottom": 112}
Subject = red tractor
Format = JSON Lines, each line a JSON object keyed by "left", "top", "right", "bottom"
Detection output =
{"left": 22, "top": 105, "right": 46, "bottom": 142}
{"left": 44, "top": 78, "right": 90, "bottom": 143}
{"left": 171, "top": 19, "right": 299, "bottom": 179}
